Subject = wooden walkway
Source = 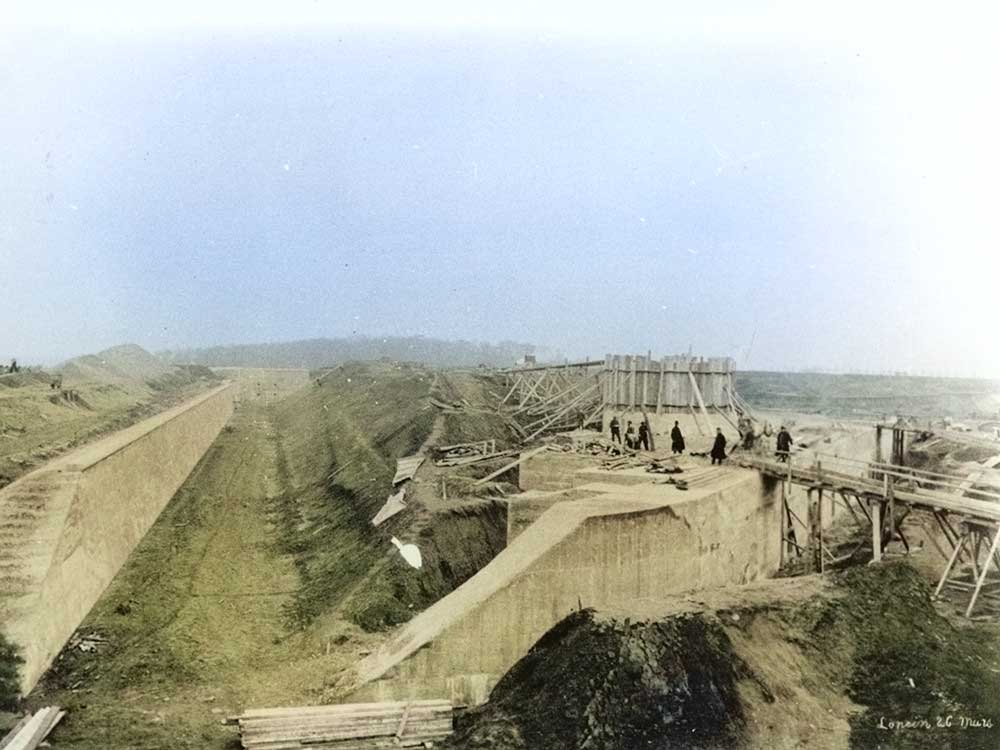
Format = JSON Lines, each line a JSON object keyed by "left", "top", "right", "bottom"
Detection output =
{"left": 741, "top": 450, "right": 1000, "bottom": 618}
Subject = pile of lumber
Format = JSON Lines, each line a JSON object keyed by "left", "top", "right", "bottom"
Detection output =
{"left": 434, "top": 440, "right": 518, "bottom": 467}
{"left": 1, "top": 707, "right": 65, "bottom": 750}
{"left": 228, "top": 700, "right": 454, "bottom": 749}
{"left": 600, "top": 453, "right": 683, "bottom": 473}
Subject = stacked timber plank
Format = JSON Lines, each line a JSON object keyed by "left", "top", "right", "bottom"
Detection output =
{"left": 0, "top": 707, "right": 65, "bottom": 750}
{"left": 230, "top": 700, "right": 453, "bottom": 749}
{"left": 434, "top": 440, "right": 517, "bottom": 467}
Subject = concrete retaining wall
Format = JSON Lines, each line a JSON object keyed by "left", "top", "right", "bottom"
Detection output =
{"left": 351, "top": 468, "right": 782, "bottom": 706}
{"left": 0, "top": 383, "right": 234, "bottom": 694}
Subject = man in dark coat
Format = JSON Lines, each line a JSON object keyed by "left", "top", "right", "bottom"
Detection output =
{"left": 625, "top": 421, "right": 636, "bottom": 449}
{"left": 710, "top": 428, "right": 727, "bottom": 465}
{"left": 670, "top": 421, "right": 685, "bottom": 454}
{"left": 776, "top": 426, "right": 793, "bottom": 462}
{"left": 637, "top": 420, "right": 650, "bottom": 451}
{"left": 609, "top": 416, "right": 621, "bottom": 444}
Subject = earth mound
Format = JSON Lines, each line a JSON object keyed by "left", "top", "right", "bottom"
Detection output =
{"left": 449, "top": 563, "right": 1000, "bottom": 750}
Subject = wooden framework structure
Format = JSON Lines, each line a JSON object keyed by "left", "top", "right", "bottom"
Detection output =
{"left": 495, "top": 361, "right": 605, "bottom": 440}
{"left": 602, "top": 354, "right": 739, "bottom": 415}
{"left": 494, "top": 353, "right": 748, "bottom": 441}
{"left": 743, "top": 442, "right": 1000, "bottom": 618}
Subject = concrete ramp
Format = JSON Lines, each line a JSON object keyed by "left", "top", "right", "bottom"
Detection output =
{"left": 0, "top": 383, "right": 234, "bottom": 694}
{"left": 350, "top": 466, "right": 783, "bottom": 706}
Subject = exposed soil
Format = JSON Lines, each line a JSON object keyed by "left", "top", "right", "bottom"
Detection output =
{"left": 449, "top": 564, "right": 1000, "bottom": 750}
{"left": 25, "top": 404, "right": 344, "bottom": 748}
{"left": 10, "top": 362, "right": 1000, "bottom": 749}
{"left": 20, "top": 362, "right": 517, "bottom": 745}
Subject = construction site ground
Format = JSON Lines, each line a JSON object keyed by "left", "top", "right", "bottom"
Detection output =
{"left": 4, "top": 362, "right": 1000, "bottom": 748}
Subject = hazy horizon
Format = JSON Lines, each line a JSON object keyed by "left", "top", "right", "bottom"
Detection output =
{"left": 3, "top": 3, "right": 998, "bottom": 376}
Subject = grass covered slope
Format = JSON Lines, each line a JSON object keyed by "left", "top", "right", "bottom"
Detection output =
{"left": 0, "top": 345, "right": 219, "bottom": 488}
{"left": 272, "top": 362, "right": 437, "bottom": 630}
{"left": 271, "top": 363, "right": 511, "bottom": 636}
{"left": 450, "top": 563, "right": 1000, "bottom": 750}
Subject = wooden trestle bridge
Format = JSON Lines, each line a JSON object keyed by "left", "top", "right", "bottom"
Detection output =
{"left": 741, "top": 442, "right": 1000, "bottom": 618}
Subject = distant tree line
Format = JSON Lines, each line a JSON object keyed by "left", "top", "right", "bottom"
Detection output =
{"left": 159, "top": 336, "right": 542, "bottom": 369}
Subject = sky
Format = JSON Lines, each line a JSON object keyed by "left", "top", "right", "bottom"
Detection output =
{"left": 2, "top": 2, "right": 999, "bottom": 375}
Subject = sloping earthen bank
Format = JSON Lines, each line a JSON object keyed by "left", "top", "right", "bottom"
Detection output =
{"left": 270, "top": 363, "right": 510, "bottom": 635}
{"left": 449, "top": 563, "right": 1000, "bottom": 750}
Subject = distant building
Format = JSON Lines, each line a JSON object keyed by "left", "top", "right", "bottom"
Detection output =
{"left": 514, "top": 354, "right": 537, "bottom": 368}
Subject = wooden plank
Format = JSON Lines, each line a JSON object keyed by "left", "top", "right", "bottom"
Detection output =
{"left": 688, "top": 370, "right": 712, "bottom": 427}
{"left": 0, "top": 718, "right": 31, "bottom": 750}
{"left": 238, "top": 700, "right": 450, "bottom": 720}
{"left": 524, "top": 384, "right": 599, "bottom": 440}
{"left": 240, "top": 715, "right": 453, "bottom": 735}
{"left": 955, "top": 454, "right": 1000, "bottom": 498}
{"left": 656, "top": 358, "right": 664, "bottom": 415}
{"left": 391, "top": 456, "right": 425, "bottom": 485}
{"left": 967, "top": 525, "right": 1000, "bottom": 617}
{"left": 870, "top": 499, "right": 882, "bottom": 563}
{"left": 474, "top": 446, "right": 549, "bottom": 486}
{"left": 241, "top": 717, "right": 453, "bottom": 743}
{"left": 629, "top": 357, "right": 636, "bottom": 409}
{"left": 5, "top": 708, "right": 59, "bottom": 750}
{"left": 515, "top": 371, "right": 547, "bottom": 408}
{"left": 689, "top": 405, "right": 705, "bottom": 436}
{"left": 395, "top": 702, "right": 414, "bottom": 740}
{"left": 499, "top": 360, "right": 604, "bottom": 374}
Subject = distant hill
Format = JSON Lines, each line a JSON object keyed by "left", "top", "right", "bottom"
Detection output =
{"left": 60, "top": 344, "right": 174, "bottom": 384}
{"left": 160, "top": 336, "right": 544, "bottom": 370}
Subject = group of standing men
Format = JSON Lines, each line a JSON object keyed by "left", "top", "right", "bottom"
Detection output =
{"left": 609, "top": 416, "right": 794, "bottom": 465}
{"left": 608, "top": 416, "right": 651, "bottom": 450}
{"left": 609, "top": 416, "right": 687, "bottom": 455}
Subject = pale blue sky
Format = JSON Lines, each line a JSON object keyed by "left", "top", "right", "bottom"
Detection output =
{"left": 2, "top": 3, "right": 998, "bottom": 375}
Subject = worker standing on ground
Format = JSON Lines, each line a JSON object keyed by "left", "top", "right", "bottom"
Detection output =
{"left": 710, "top": 428, "right": 727, "bottom": 465}
{"left": 637, "top": 420, "right": 650, "bottom": 451}
{"left": 625, "top": 421, "right": 636, "bottom": 449}
{"left": 671, "top": 421, "right": 685, "bottom": 454}
{"left": 776, "top": 426, "right": 793, "bottom": 462}
{"left": 609, "top": 415, "right": 621, "bottom": 444}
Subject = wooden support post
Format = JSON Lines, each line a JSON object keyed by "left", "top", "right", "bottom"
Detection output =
{"left": 887, "top": 481, "right": 896, "bottom": 550}
{"left": 806, "top": 489, "right": 817, "bottom": 572}
{"left": 817, "top": 488, "right": 825, "bottom": 573}
{"left": 871, "top": 498, "right": 882, "bottom": 563}
{"left": 517, "top": 371, "right": 547, "bottom": 408}
{"left": 966, "top": 524, "right": 1000, "bottom": 618}
{"left": 689, "top": 405, "right": 705, "bottom": 435}
{"left": 641, "top": 364, "right": 648, "bottom": 410}
{"left": 873, "top": 425, "right": 883, "bottom": 480}
{"left": 780, "top": 479, "right": 787, "bottom": 567}
{"left": 656, "top": 358, "right": 664, "bottom": 415}
{"left": 629, "top": 357, "right": 637, "bottom": 410}
{"left": 498, "top": 376, "right": 522, "bottom": 409}
{"left": 933, "top": 529, "right": 969, "bottom": 599}
{"left": 688, "top": 370, "right": 712, "bottom": 429}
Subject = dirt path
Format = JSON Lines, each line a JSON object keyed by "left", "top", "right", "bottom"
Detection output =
{"left": 28, "top": 404, "right": 334, "bottom": 748}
